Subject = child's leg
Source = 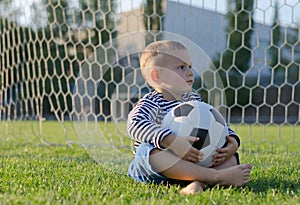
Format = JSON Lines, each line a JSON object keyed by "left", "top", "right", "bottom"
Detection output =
{"left": 214, "top": 154, "right": 238, "bottom": 170}
{"left": 149, "top": 149, "right": 251, "bottom": 187}
{"left": 180, "top": 155, "right": 240, "bottom": 194}
{"left": 179, "top": 181, "right": 206, "bottom": 195}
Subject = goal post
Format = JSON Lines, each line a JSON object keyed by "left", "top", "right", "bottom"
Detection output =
{"left": 0, "top": 0, "right": 299, "bottom": 154}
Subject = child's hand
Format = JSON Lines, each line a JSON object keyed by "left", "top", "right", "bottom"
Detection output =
{"left": 166, "top": 135, "right": 203, "bottom": 163}
{"left": 213, "top": 136, "right": 238, "bottom": 166}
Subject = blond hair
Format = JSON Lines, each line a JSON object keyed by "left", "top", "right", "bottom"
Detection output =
{"left": 140, "top": 40, "right": 187, "bottom": 69}
{"left": 140, "top": 40, "right": 187, "bottom": 85}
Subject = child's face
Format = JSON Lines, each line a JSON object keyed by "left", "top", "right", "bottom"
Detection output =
{"left": 156, "top": 49, "right": 194, "bottom": 99}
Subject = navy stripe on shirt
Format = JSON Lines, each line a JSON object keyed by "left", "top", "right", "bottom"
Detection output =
{"left": 127, "top": 91, "right": 239, "bottom": 151}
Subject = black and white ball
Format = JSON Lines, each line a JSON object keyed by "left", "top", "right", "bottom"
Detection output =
{"left": 161, "top": 100, "right": 228, "bottom": 167}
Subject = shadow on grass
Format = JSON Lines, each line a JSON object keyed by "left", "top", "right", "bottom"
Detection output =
{"left": 247, "top": 177, "right": 300, "bottom": 194}
{"left": 0, "top": 144, "right": 97, "bottom": 164}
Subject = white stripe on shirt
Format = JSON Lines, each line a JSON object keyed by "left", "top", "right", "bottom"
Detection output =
{"left": 127, "top": 90, "right": 239, "bottom": 152}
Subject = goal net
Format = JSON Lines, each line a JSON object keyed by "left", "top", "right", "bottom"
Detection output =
{"left": 1, "top": 0, "right": 299, "bottom": 160}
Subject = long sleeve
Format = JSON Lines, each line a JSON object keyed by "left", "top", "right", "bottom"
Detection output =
{"left": 127, "top": 98, "right": 172, "bottom": 149}
{"left": 227, "top": 126, "right": 240, "bottom": 147}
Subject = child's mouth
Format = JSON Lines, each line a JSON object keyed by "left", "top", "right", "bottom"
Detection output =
{"left": 186, "top": 80, "right": 193, "bottom": 85}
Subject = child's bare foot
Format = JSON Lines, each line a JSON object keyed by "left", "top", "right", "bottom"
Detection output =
{"left": 180, "top": 181, "right": 206, "bottom": 195}
{"left": 215, "top": 164, "right": 252, "bottom": 187}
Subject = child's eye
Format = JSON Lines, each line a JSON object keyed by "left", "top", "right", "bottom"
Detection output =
{"left": 177, "top": 65, "right": 192, "bottom": 70}
{"left": 178, "top": 66, "right": 185, "bottom": 70}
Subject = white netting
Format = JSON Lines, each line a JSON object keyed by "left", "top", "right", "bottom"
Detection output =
{"left": 1, "top": 0, "right": 299, "bottom": 157}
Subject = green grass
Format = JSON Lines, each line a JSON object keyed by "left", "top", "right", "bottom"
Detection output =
{"left": 0, "top": 121, "right": 299, "bottom": 204}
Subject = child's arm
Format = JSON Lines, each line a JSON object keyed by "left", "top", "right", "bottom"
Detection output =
{"left": 127, "top": 98, "right": 203, "bottom": 162}
{"left": 161, "top": 133, "right": 203, "bottom": 163}
{"left": 213, "top": 136, "right": 238, "bottom": 166}
{"left": 212, "top": 125, "right": 241, "bottom": 166}
{"left": 127, "top": 98, "right": 174, "bottom": 150}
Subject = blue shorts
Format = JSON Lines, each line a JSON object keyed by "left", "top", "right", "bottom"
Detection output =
{"left": 128, "top": 143, "right": 240, "bottom": 185}
{"left": 128, "top": 143, "right": 169, "bottom": 184}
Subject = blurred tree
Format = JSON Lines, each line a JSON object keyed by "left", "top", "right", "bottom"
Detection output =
{"left": 143, "top": 0, "right": 164, "bottom": 31}
{"left": 267, "top": 0, "right": 286, "bottom": 87}
{"left": 212, "top": 0, "right": 254, "bottom": 109}
{"left": 267, "top": 0, "right": 281, "bottom": 68}
{"left": 213, "top": 0, "right": 254, "bottom": 73}
{"left": 143, "top": 0, "right": 165, "bottom": 43}
{"left": 40, "top": 0, "right": 117, "bottom": 118}
{"left": 0, "top": 0, "right": 117, "bottom": 119}
{"left": 267, "top": 1, "right": 299, "bottom": 86}
{"left": 0, "top": 3, "right": 42, "bottom": 118}
{"left": 224, "top": 0, "right": 254, "bottom": 73}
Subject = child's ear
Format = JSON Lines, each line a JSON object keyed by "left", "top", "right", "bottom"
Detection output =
{"left": 150, "top": 68, "right": 160, "bottom": 83}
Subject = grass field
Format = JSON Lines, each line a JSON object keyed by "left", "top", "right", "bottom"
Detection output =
{"left": 0, "top": 121, "right": 299, "bottom": 204}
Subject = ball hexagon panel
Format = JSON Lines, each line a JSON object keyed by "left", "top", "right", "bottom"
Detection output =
{"left": 173, "top": 103, "right": 194, "bottom": 117}
{"left": 161, "top": 100, "right": 228, "bottom": 167}
{"left": 189, "top": 105, "right": 213, "bottom": 129}
{"left": 210, "top": 108, "right": 226, "bottom": 126}
{"left": 209, "top": 121, "right": 227, "bottom": 147}
{"left": 190, "top": 128, "right": 210, "bottom": 150}
{"left": 173, "top": 117, "right": 194, "bottom": 137}
{"left": 197, "top": 144, "right": 216, "bottom": 167}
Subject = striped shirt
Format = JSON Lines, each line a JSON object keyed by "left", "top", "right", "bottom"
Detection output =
{"left": 127, "top": 90, "right": 239, "bottom": 151}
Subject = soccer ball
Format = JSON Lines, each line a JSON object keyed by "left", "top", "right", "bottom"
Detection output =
{"left": 161, "top": 100, "right": 228, "bottom": 167}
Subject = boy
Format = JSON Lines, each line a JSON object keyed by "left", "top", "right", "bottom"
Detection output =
{"left": 127, "top": 40, "right": 251, "bottom": 195}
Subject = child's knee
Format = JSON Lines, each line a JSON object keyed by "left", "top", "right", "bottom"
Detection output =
{"left": 229, "top": 155, "right": 238, "bottom": 166}
{"left": 214, "top": 155, "right": 238, "bottom": 170}
{"left": 150, "top": 148, "right": 161, "bottom": 155}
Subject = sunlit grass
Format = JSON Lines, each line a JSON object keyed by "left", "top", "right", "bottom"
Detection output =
{"left": 0, "top": 121, "right": 299, "bottom": 204}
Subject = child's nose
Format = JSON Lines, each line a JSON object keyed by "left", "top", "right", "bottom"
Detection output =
{"left": 187, "top": 69, "right": 193, "bottom": 77}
